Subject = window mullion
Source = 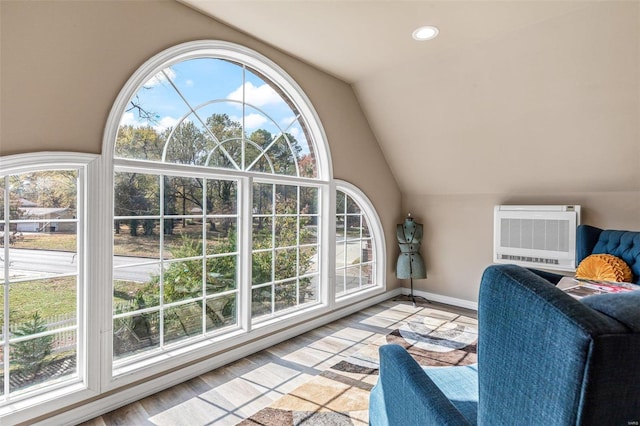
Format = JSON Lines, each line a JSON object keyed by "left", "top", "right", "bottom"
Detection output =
{"left": 2, "top": 177, "right": 9, "bottom": 399}
{"left": 240, "top": 176, "right": 252, "bottom": 332}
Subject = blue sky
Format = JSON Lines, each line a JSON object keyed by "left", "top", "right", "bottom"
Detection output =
{"left": 120, "top": 58, "right": 309, "bottom": 154}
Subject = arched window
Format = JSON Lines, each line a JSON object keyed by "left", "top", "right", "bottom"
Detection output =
{"left": 335, "top": 181, "right": 385, "bottom": 300}
{"left": 107, "top": 41, "right": 332, "bottom": 366}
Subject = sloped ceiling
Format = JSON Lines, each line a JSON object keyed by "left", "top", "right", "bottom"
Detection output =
{"left": 180, "top": 1, "right": 640, "bottom": 196}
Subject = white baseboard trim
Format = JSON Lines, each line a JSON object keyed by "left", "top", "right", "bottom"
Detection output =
{"left": 37, "top": 288, "right": 403, "bottom": 426}
{"left": 400, "top": 287, "right": 478, "bottom": 311}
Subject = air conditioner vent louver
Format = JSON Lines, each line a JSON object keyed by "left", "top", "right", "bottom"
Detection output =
{"left": 499, "top": 254, "right": 560, "bottom": 265}
{"left": 493, "top": 205, "right": 580, "bottom": 272}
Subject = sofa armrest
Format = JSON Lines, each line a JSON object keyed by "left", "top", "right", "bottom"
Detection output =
{"left": 526, "top": 268, "right": 564, "bottom": 285}
{"left": 576, "top": 224, "right": 603, "bottom": 264}
{"left": 369, "top": 344, "right": 471, "bottom": 426}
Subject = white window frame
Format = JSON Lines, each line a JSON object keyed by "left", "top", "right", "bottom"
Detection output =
{"left": 0, "top": 152, "right": 100, "bottom": 425}
{"left": 333, "top": 179, "right": 386, "bottom": 307}
{"left": 100, "top": 40, "right": 338, "bottom": 390}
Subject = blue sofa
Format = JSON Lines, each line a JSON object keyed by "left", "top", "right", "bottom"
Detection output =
{"left": 529, "top": 224, "right": 640, "bottom": 285}
{"left": 369, "top": 263, "right": 640, "bottom": 425}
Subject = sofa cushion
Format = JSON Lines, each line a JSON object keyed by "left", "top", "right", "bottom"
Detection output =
{"left": 423, "top": 364, "right": 478, "bottom": 424}
{"left": 575, "top": 253, "right": 633, "bottom": 282}
{"left": 581, "top": 291, "right": 640, "bottom": 332}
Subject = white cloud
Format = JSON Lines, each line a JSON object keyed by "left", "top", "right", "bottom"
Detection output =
{"left": 280, "top": 115, "right": 298, "bottom": 129}
{"left": 230, "top": 114, "right": 268, "bottom": 129}
{"left": 288, "top": 127, "right": 301, "bottom": 139}
{"left": 185, "top": 79, "right": 195, "bottom": 87}
{"left": 154, "top": 116, "right": 179, "bottom": 132}
{"left": 227, "top": 82, "right": 283, "bottom": 107}
{"left": 244, "top": 113, "right": 268, "bottom": 129}
{"left": 143, "top": 67, "right": 177, "bottom": 88}
{"left": 119, "top": 111, "right": 138, "bottom": 127}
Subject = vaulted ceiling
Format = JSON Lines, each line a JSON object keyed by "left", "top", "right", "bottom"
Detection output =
{"left": 179, "top": 1, "right": 640, "bottom": 196}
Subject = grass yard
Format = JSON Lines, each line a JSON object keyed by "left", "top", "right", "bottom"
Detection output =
{"left": 3, "top": 277, "right": 76, "bottom": 326}
{"left": 8, "top": 232, "right": 77, "bottom": 252}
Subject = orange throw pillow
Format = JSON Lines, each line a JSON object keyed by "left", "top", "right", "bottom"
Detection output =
{"left": 575, "top": 254, "right": 633, "bottom": 283}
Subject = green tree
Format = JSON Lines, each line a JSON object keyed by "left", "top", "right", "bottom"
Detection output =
{"left": 115, "top": 125, "right": 163, "bottom": 161}
{"left": 12, "top": 312, "right": 54, "bottom": 379}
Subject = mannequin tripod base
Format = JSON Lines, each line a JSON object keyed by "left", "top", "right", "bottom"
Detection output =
{"left": 393, "top": 277, "right": 430, "bottom": 307}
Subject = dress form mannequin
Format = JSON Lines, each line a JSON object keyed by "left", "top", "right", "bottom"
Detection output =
{"left": 396, "top": 213, "right": 426, "bottom": 306}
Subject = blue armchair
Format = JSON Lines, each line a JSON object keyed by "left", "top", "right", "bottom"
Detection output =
{"left": 369, "top": 264, "right": 640, "bottom": 425}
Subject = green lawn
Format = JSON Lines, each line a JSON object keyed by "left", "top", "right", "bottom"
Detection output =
{"left": 3, "top": 277, "right": 76, "bottom": 326}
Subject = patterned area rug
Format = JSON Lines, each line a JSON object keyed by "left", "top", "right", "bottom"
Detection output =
{"left": 239, "top": 307, "right": 477, "bottom": 425}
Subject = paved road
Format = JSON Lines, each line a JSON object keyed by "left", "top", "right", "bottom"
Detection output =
{"left": 2, "top": 248, "right": 159, "bottom": 282}
{"left": 3, "top": 241, "right": 362, "bottom": 283}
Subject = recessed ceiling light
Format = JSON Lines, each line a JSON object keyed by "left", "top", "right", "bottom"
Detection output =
{"left": 412, "top": 26, "right": 439, "bottom": 41}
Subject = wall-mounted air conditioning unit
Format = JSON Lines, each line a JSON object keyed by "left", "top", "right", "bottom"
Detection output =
{"left": 493, "top": 205, "right": 581, "bottom": 272}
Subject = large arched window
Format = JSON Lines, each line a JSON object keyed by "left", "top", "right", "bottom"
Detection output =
{"left": 107, "top": 41, "right": 333, "bottom": 366}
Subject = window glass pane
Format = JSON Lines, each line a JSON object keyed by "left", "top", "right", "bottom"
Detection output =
{"left": 164, "top": 119, "right": 210, "bottom": 166}
{"left": 114, "top": 172, "right": 160, "bottom": 217}
{"left": 252, "top": 250, "right": 272, "bottom": 285}
{"left": 275, "top": 185, "right": 297, "bottom": 214}
{"left": 253, "top": 217, "right": 272, "bottom": 249}
{"left": 8, "top": 244, "right": 77, "bottom": 284}
{"left": 113, "top": 219, "right": 161, "bottom": 259}
{"left": 346, "top": 196, "right": 359, "bottom": 214}
{"left": 115, "top": 126, "right": 164, "bottom": 161}
{"left": 335, "top": 269, "right": 346, "bottom": 295}
{"left": 113, "top": 263, "right": 161, "bottom": 315}
{"left": 344, "top": 266, "right": 361, "bottom": 292}
{"left": 114, "top": 311, "right": 160, "bottom": 359}
{"left": 164, "top": 302, "right": 203, "bottom": 345}
{"left": 252, "top": 286, "right": 272, "bottom": 318}
{"left": 163, "top": 259, "right": 203, "bottom": 303}
{"left": 164, "top": 176, "right": 203, "bottom": 217}
{"left": 170, "top": 59, "right": 243, "bottom": 108}
{"left": 206, "top": 255, "right": 236, "bottom": 294}
{"left": 253, "top": 183, "right": 273, "bottom": 214}
{"left": 10, "top": 329, "right": 77, "bottom": 394}
{"left": 265, "top": 136, "right": 297, "bottom": 177}
{"left": 274, "top": 248, "right": 297, "bottom": 281}
{"left": 362, "top": 216, "right": 371, "bottom": 239}
{"left": 300, "top": 245, "right": 318, "bottom": 276}
{"left": 346, "top": 215, "right": 361, "bottom": 240}
{"left": 274, "top": 216, "right": 297, "bottom": 247}
{"left": 9, "top": 171, "right": 77, "bottom": 214}
{"left": 336, "top": 215, "right": 346, "bottom": 242}
{"left": 300, "top": 219, "right": 317, "bottom": 246}
{"left": 9, "top": 278, "right": 77, "bottom": 334}
{"left": 299, "top": 187, "right": 317, "bottom": 215}
{"left": 362, "top": 263, "right": 375, "bottom": 286}
{"left": 274, "top": 280, "right": 297, "bottom": 312}
{"left": 206, "top": 179, "right": 237, "bottom": 215}
{"left": 207, "top": 219, "right": 236, "bottom": 255}
{"left": 165, "top": 225, "right": 202, "bottom": 259}
{"left": 300, "top": 276, "right": 318, "bottom": 304}
{"left": 205, "top": 295, "right": 236, "bottom": 331}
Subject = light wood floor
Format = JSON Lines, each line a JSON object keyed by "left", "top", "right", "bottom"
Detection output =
{"left": 79, "top": 296, "right": 476, "bottom": 426}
